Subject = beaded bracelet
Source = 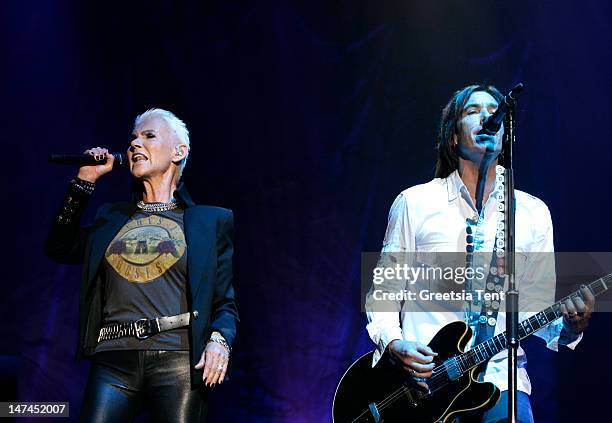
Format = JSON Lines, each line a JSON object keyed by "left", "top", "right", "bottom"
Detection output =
{"left": 208, "top": 332, "right": 231, "bottom": 354}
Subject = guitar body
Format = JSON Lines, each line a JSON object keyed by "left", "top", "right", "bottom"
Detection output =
{"left": 333, "top": 322, "right": 500, "bottom": 422}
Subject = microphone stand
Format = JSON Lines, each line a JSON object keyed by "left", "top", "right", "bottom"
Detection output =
{"left": 477, "top": 83, "right": 522, "bottom": 422}
{"left": 503, "top": 94, "right": 518, "bottom": 423}
{"left": 475, "top": 146, "right": 496, "bottom": 214}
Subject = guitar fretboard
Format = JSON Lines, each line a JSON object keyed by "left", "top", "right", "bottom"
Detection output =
{"left": 452, "top": 274, "right": 611, "bottom": 373}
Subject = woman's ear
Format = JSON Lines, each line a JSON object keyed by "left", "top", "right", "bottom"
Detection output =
{"left": 173, "top": 144, "right": 189, "bottom": 163}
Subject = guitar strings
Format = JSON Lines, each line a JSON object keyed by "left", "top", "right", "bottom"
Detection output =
{"left": 376, "top": 332, "right": 528, "bottom": 411}
{"left": 375, "top": 367, "right": 448, "bottom": 412}
{"left": 372, "top": 277, "right": 610, "bottom": 414}
{"left": 375, "top": 347, "right": 493, "bottom": 412}
{"left": 376, "top": 327, "right": 517, "bottom": 411}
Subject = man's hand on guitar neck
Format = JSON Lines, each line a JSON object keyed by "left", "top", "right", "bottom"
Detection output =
{"left": 388, "top": 340, "right": 438, "bottom": 390}
{"left": 560, "top": 285, "right": 595, "bottom": 336}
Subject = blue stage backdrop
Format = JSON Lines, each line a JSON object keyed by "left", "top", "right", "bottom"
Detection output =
{"left": 2, "top": 1, "right": 611, "bottom": 421}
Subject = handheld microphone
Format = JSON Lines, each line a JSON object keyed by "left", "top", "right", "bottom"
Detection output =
{"left": 479, "top": 83, "right": 524, "bottom": 136}
{"left": 48, "top": 153, "right": 128, "bottom": 167}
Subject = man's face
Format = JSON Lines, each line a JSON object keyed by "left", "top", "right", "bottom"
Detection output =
{"left": 128, "top": 115, "right": 179, "bottom": 179}
{"left": 455, "top": 91, "right": 503, "bottom": 163}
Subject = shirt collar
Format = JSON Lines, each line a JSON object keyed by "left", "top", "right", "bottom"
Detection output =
{"left": 446, "top": 169, "right": 500, "bottom": 204}
{"left": 446, "top": 169, "right": 466, "bottom": 202}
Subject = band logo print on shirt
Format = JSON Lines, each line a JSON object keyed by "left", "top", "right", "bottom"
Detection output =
{"left": 105, "top": 215, "right": 186, "bottom": 283}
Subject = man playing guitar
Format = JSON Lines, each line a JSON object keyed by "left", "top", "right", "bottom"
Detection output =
{"left": 364, "top": 84, "right": 594, "bottom": 422}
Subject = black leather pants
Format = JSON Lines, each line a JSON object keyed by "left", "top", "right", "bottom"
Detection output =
{"left": 80, "top": 350, "right": 207, "bottom": 423}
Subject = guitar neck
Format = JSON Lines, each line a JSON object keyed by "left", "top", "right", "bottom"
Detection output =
{"left": 454, "top": 274, "right": 611, "bottom": 372}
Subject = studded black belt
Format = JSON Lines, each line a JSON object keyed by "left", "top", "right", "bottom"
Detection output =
{"left": 97, "top": 311, "right": 199, "bottom": 342}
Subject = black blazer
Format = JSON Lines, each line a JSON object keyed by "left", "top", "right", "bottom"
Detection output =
{"left": 44, "top": 182, "right": 239, "bottom": 386}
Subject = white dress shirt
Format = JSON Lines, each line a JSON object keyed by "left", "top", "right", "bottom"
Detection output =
{"left": 365, "top": 170, "right": 581, "bottom": 394}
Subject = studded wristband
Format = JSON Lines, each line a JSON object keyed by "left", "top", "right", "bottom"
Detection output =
{"left": 70, "top": 177, "right": 96, "bottom": 195}
{"left": 55, "top": 179, "right": 93, "bottom": 224}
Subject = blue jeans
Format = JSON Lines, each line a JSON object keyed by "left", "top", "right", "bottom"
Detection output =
{"left": 457, "top": 390, "right": 534, "bottom": 423}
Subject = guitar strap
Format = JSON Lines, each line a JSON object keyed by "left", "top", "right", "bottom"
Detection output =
{"left": 473, "top": 243, "right": 504, "bottom": 347}
{"left": 469, "top": 233, "right": 506, "bottom": 387}
{"left": 466, "top": 188, "right": 505, "bottom": 379}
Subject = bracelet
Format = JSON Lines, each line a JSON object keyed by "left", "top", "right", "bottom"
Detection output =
{"left": 208, "top": 331, "right": 231, "bottom": 353}
{"left": 70, "top": 177, "right": 95, "bottom": 195}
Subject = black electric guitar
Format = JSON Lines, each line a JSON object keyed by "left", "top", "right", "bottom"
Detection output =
{"left": 333, "top": 276, "right": 611, "bottom": 422}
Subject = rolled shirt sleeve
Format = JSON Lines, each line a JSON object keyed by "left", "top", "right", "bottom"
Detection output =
{"left": 365, "top": 194, "right": 414, "bottom": 355}
{"left": 518, "top": 198, "right": 583, "bottom": 351}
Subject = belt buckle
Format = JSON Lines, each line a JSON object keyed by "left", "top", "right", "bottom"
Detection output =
{"left": 135, "top": 318, "right": 151, "bottom": 340}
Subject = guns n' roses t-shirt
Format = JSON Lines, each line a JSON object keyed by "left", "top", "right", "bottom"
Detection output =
{"left": 95, "top": 208, "right": 189, "bottom": 352}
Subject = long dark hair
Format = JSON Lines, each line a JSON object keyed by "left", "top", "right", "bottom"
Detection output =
{"left": 434, "top": 84, "right": 504, "bottom": 178}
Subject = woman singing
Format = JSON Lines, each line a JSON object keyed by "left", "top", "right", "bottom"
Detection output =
{"left": 45, "top": 109, "right": 239, "bottom": 422}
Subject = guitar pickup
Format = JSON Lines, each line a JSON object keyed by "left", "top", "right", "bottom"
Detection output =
{"left": 443, "top": 359, "right": 461, "bottom": 381}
